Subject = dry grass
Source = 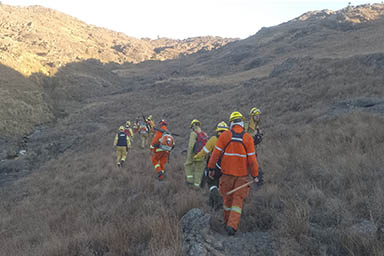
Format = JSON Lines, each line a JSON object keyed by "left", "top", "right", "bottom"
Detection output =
{"left": 1, "top": 112, "right": 383, "bottom": 255}
{"left": 1, "top": 6, "right": 384, "bottom": 254}
{"left": 0, "top": 137, "right": 206, "bottom": 256}
{"left": 244, "top": 113, "right": 384, "bottom": 255}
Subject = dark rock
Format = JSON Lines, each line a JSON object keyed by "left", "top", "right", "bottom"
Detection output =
{"left": 328, "top": 98, "right": 384, "bottom": 116}
{"left": 181, "top": 208, "right": 276, "bottom": 256}
{"left": 348, "top": 219, "right": 377, "bottom": 238}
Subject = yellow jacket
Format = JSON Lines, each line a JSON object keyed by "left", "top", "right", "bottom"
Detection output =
{"left": 245, "top": 118, "right": 260, "bottom": 137}
{"left": 193, "top": 135, "right": 217, "bottom": 161}
{"left": 186, "top": 127, "right": 201, "bottom": 163}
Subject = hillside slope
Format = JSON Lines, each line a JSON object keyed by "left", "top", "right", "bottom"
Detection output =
{"left": 0, "top": 4, "right": 235, "bottom": 76}
{"left": 1, "top": 3, "right": 384, "bottom": 256}
{"left": 0, "top": 4, "right": 234, "bottom": 138}
{"left": 145, "top": 3, "right": 384, "bottom": 78}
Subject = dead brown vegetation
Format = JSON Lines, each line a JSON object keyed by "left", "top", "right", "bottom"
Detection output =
{"left": 1, "top": 3, "right": 384, "bottom": 256}
{"left": 1, "top": 112, "right": 383, "bottom": 255}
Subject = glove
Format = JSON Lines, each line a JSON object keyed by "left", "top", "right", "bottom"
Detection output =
{"left": 193, "top": 155, "right": 204, "bottom": 161}
{"left": 252, "top": 169, "right": 264, "bottom": 186}
{"left": 209, "top": 186, "right": 223, "bottom": 210}
{"left": 208, "top": 168, "right": 216, "bottom": 180}
{"left": 256, "top": 168, "right": 264, "bottom": 186}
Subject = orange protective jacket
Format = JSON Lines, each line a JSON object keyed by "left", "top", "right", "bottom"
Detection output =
{"left": 151, "top": 125, "right": 168, "bottom": 151}
{"left": 208, "top": 125, "right": 258, "bottom": 177}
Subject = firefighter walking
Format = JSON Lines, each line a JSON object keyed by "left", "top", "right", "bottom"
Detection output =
{"left": 208, "top": 111, "right": 259, "bottom": 236}
{"left": 138, "top": 120, "right": 149, "bottom": 149}
{"left": 184, "top": 119, "right": 207, "bottom": 188}
{"left": 114, "top": 126, "right": 131, "bottom": 167}
{"left": 150, "top": 120, "right": 173, "bottom": 180}
{"left": 194, "top": 121, "right": 229, "bottom": 209}
{"left": 146, "top": 115, "right": 155, "bottom": 139}
{"left": 125, "top": 121, "right": 134, "bottom": 144}
{"left": 246, "top": 107, "right": 264, "bottom": 185}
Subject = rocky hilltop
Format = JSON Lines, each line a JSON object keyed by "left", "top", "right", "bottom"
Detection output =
{"left": 295, "top": 3, "right": 384, "bottom": 23}
{"left": 155, "top": 3, "right": 384, "bottom": 78}
{"left": 0, "top": 4, "right": 235, "bottom": 76}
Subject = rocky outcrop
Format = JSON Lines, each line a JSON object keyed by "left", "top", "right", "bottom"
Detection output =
{"left": 328, "top": 98, "right": 384, "bottom": 116}
{"left": 181, "top": 208, "right": 275, "bottom": 256}
{"left": 295, "top": 4, "right": 384, "bottom": 24}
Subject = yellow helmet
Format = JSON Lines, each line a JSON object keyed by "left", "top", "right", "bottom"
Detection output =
{"left": 119, "top": 126, "right": 125, "bottom": 131}
{"left": 229, "top": 111, "right": 245, "bottom": 122}
{"left": 147, "top": 115, "right": 153, "bottom": 120}
{"left": 126, "top": 121, "right": 131, "bottom": 126}
{"left": 250, "top": 107, "right": 261, "bottom": 116}
{"left": 190, "top": 119, "right": 202, "bottom": 128}
{"left": 216, "top": 121, "right": 229, "bottom": 132}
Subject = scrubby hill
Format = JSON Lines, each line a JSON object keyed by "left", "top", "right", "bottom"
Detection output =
{"left": 0, "top": 4, "right": 235, "bottom": 76}
{"left": 1, "top": 3, "right": 384, "bottom": 256}
{"left": 0, "top": 3, "right": 234, "bottom": 138}
{"left": 141, "top": 3, "right": 384, "bottom": 78}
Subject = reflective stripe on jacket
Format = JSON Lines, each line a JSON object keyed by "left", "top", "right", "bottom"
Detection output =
{"left": 208, "top": 125, "right": 258, "bottom": 177}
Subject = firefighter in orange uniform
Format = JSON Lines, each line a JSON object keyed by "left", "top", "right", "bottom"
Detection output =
{"left": 208, "top": 111, "right": 259, "bottom": 236}
{"left": 150, "top": 119, "right": 172, "bottom": 180}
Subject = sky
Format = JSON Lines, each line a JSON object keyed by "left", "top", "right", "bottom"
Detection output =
{"left": 2, "top": 0, "right": 381, "bottom": 39}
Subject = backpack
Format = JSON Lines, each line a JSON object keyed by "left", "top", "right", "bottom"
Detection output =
{"left": 139, "top": 122, "right": 148, "bottom": 134}
{"left": 159, "top": 133, "right": 175, "bottom": 151}
{"left": 124, "top": 128, "right": 133, "bottom": 137}
{"left": 193, "top": 131, "right": 208, "bottom": 154}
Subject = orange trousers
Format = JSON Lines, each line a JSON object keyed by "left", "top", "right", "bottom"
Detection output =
{"left": 152, "top": 151, "right": 169, "bottom": 174}
{"left": 219, "top": 175, "right": 250, "bottom": 231}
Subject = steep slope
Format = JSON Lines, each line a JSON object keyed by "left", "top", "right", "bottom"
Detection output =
{"left": 0, "top": 4, "right": 234, "bottom": 138}
{"left": 0, "top": 64, "right": 52, "bottom": 138}
{"left": 0, "top": 4, "right": 235, "bottom": 76}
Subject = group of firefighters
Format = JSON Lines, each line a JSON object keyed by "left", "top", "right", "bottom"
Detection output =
{"left": 113, "top": 107, "right": 263, "bottom": 236}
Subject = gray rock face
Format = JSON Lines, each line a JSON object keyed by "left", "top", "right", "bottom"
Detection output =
{"left": 328, "top": 98, "right": 384, "bottom": 116}
{"left": 349, "top": 219, "right": 378, "bottom": 238}
{"left": 181, "top": 208, "right": 276, "bottom": 256}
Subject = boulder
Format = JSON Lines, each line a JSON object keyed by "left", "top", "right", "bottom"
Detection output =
{"left": 181, "top": 208, "right": 276, "bottom": 256}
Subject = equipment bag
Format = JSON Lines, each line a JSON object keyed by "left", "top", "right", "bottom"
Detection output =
{"left": 193, "top": 131, "right": 208, "bottom": 154}
{"left": 159, "top": 133, "right": 175, "bottom": 151}
{"left": 139, "top": 122, "right": 148, "bottom": 134}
